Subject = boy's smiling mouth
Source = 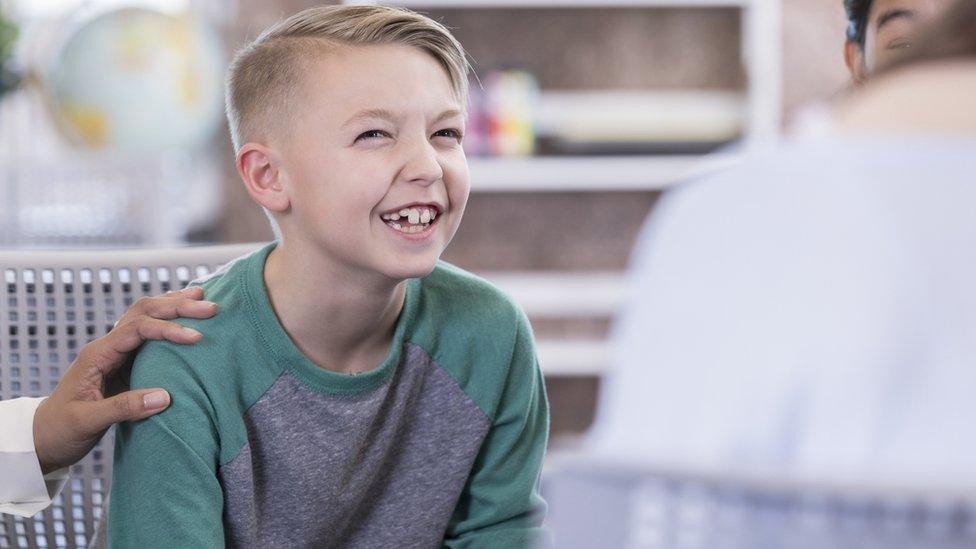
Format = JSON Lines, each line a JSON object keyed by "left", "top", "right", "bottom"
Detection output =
{"left": 380, "top": 204, "right": 442, "bottom": 235}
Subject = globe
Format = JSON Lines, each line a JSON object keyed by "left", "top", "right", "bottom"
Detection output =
{"left": 43, "top": 7, "right": 225, "bottom": 153}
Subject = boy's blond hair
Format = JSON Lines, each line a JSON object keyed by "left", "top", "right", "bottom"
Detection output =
{"left": 225, "top": 5, "right": 471, "bottom": 153}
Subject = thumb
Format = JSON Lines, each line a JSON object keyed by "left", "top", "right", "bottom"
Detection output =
{"left": 89, "top": 389, "right": 172, "bottom": 430}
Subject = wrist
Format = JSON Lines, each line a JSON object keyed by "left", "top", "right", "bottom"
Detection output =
{"left": 32, "top": 398, "right": 58, "bottom": 475}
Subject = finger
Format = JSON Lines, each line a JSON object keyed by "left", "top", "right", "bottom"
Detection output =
{"left": 174, "top": 298, "right": 219, "bottom": 319}
{"left": 138, "top": 318, "right": 204, "bottom": 344}
{"left": 85, "top": 389, "right": 171, "bottom": 431}
{"left": 176, "top": 285, "right": 204, "bottom": 298}
{"left": 82, "top": 316, "right": 203, "bottom": 378}
{"left": 141, "top": 298, "right": 218, "bottom": 321}
{"left": 135, "top": 294, "right": 218, "bottom": 321}
{"left": 97, "top": 318, "right": 202, "bottom": 366}
{"left": 157, "top": 297, "right": 217, "bottom": 320}
{"left": 156, "top": 286, "right": 202, "bottom": 299}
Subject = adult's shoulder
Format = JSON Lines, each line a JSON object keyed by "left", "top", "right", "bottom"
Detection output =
{"left": 640, "top": 140, "right": 894, "bottom": 267}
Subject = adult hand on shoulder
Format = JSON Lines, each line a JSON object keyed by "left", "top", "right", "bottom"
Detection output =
{"left": 32, "top": 286, "right": 217, "bottom": 474}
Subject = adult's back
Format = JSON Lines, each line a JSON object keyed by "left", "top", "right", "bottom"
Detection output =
{"left": 590, "top": 135, "right": 976, "bottom": 490}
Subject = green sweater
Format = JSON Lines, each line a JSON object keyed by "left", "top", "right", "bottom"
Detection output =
{"left": 108, "top": 243, "right": 549, "bottom": 548}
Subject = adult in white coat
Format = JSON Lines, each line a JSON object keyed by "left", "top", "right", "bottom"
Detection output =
{"left": 0, "top": 287, "right": 216, "bottom": 517}
{"left": 590, "top": 0, "right": 976, "bottom": 488}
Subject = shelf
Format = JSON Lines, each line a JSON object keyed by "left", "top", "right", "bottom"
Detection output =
{"left": 480, "top": 270, "right": 625, "bottom": 317}
{"left": 468, "top": 153, "right": 741, "bottom": 192}
{"left": 535, "top": 90, "right": 745, "bottom": 144}
{"left": 537, "top": 339, "right": 610, "bottom": 376}
{"left": 346, "top": 0, "right": 749, "bottom": 8}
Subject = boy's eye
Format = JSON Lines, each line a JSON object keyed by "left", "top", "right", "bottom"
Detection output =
{"left": 355, "top": 130, "right": 391, "bottom": 142}
{"left": 432, "top": 128, "right": 463, "bottom": 143}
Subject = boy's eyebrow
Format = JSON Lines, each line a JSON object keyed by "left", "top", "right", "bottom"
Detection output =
{"left": 875, "top": 8, "right": 916, "bottom": 32}
{"left": 341, "top": 108, "right": 465, "bottom": 129}
{"left": 341, "top": 108, "right": 397, "bottom": 129}
{"left": 433, "top": 108, "right": 465, "bottom": 124}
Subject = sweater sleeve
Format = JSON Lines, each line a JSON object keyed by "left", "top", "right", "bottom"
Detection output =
{"left": 107, "top": 343, "right": 224, "bottom": 548}
{"left": 443, "top": 309, "right": 551, "bottom": 548}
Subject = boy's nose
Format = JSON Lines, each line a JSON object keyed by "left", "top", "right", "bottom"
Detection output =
{"left": 400, "top": 141, "right": 444, "bottom": 186}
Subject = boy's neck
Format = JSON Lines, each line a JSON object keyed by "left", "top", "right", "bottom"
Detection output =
{"left": 262, "top": 242, "right": 406, "bottom": 375}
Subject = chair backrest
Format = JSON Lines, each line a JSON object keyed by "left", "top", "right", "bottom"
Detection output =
{"left": 0, "top": 243, "right": 261, "bottom": 549}
{"left": 544, "top": 454, "right": 976, "bottom": 549}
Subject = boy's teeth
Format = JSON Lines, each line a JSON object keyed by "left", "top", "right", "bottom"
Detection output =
{"left": 386, "top": 218, "right": 432, "bottom": 233}
{"left": 384, "top": 207, "right": 439, "bottom": 228}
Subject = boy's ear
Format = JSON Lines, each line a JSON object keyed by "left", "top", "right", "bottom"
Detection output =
{"left": 236, "top": 143, "right": 290, "bottom": 213}
{"left": 844, "top": 40, "right": 868, "bottom": 85}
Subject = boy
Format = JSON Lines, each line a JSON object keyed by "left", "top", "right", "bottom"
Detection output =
{"left": 108, "top": 5, "right": 549, "bottom": 548}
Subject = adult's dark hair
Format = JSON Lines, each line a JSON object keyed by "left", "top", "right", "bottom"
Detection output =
{"left": 882, "top": 0, "right": 976, "bottom": 72}
{"left": 844, "top": 0, "right": 873, "bottom": 45}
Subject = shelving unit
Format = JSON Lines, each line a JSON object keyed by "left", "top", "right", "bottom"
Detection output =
{"left": 346, "top": 0, "right": 783, "bottom": 157}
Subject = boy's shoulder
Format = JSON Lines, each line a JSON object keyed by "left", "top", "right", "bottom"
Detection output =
{"left": 128, "top": 248, "right": 280, "bottom": 463}
{"left": 131, "top": 247, "right": 267, "bottom": 384}
{"left": 411, "top": 261, "right": 532, "bottom": 360}
{"left": 410, "top": 261, "right": 537, "bottom": 420}
{"left": 420, "top": 260, "right": 525, "bottom": 325}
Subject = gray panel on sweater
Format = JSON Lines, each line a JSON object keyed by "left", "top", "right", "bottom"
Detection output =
{"left": 218, "top": 343, "right": 491, "bottom": 548}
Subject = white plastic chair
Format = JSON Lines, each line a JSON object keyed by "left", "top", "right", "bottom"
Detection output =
{"left": 544, "top": 454, "right": 976, "bottom": 549}
{"left": 0, "top": 244, "right": 260, "bottom": 549}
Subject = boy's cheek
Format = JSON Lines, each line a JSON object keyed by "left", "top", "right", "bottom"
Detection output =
{"left": 447, "top": 190, "right": 469, "bottom": 225}
{"left": 445, "top": 160, "right": 471, "bottom": 197}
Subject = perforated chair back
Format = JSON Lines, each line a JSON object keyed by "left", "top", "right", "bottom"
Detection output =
{"left": 0, "top": 243, "right": 261, "bottom": 549}
{"left": 544, "top": 455, "right": 976, "bottom": 549}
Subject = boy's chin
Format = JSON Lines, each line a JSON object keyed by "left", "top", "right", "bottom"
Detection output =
{"left": 379, "top": 257, "right": 439, "bottom": 281}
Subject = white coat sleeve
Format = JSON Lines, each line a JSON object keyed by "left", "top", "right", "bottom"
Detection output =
{"left": 0, "top": 397, "right": 69, "bottom": 517}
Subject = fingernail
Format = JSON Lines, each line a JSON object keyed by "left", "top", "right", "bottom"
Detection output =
{"left": 182, "top": 327, "right": 202, "bottom": 338}
{"left": 143, "top": 391, "right": 170, "bottom": 410}
{"left": 203, "top": 301, "right": 217, "bottom": 309}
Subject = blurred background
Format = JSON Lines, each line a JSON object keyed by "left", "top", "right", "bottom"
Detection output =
{"left": 0, "top": 0, "right": 851, "bottom": 447}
